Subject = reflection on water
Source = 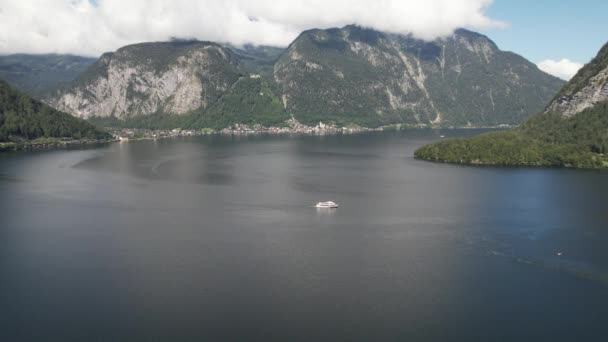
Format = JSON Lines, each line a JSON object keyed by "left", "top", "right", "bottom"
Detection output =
{"left": 315, "top": 207, "right": 337, "bottom": 217}
{"left": 1, "top": 130, "right": 608, "bottom": 341}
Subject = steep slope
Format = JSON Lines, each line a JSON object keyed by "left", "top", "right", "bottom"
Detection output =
{"left": 415, "top": 41, "right": 608, "bottom": 169}
{"left": 545, "top": 42, "right": 608, "bottom": 116}
{"left": 0, "top": 79, "right": 108, "bottom": 142}
{"left": 0, "top": 54, "right": 96, "bottom": 98}
{"left": 48, "top": 40, "right": 241, "bottom": 120}
{"left": 186, "top": 75, "right": 287, "bottom": 130}
{"left": 86, "top": 75, "right": 287, "bottom": 131}
{"left": 274, "top": 26, "right": 564, "bottom": 127}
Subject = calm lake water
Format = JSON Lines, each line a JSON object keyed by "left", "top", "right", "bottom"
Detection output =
{"left": 1, "top": 130, "right": 608, "bottom": 341}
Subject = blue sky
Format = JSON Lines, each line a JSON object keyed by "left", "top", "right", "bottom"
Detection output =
{"left": 480, "top": 0, "right": 608, "bottom": 64}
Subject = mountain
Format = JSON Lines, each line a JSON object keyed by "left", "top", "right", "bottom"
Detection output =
{"left": 227, "top": 44, "right": 284, "bottom": 79}
{"left": 0, "top": 54, "right": 96, "bottom": 98}
{"left": 415, "top": 41, "right": 608, "bottom": 168}
{"left": 0, "top": 79, "right": 109, "bottom": 143}
{"left": 47, "top": 27, "right": 564, "bottom": 129}
{"left": 273, "top": 26, "right": 564, "bottom": 127}
{"left": 47, "top": 40, "right": 242, "bottom": 120}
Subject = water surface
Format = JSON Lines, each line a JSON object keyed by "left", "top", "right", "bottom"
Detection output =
{"left": 1, "top": 130, "right": 607, "bottom": 341}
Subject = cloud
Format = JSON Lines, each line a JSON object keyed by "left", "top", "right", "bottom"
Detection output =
{"left": 537, "top": 59, "right": 583, "bottom": 80}
{"left": 0, "top": 0, "right": 504, "bottom": 56}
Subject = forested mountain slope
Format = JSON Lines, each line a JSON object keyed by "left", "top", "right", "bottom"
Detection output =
{"left": 415, "top": 42, "right": 608, "bottom": 168}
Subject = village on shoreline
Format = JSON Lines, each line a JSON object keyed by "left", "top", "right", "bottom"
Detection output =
{"left": 110, "top": 119, "right": 388, "bottom": 141}
{"left": 0, "top": 120, "right": 390, "bottom": 151}
{"left": 0, "top": 119, "right": 513, "bottom": 152}
{"left": 110, "top": 118, "right": 514, "bottom": 142}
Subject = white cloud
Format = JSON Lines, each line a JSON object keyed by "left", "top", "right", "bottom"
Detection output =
{"left": 537, "top": 59, "right": 583, "bottom": 80}
{"left": 0, "top": 0, "right": 504, "bottom": 56}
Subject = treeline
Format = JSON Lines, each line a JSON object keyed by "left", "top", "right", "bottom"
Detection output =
{"left": 414, "top": 130, "right": 606, "bottom": 168}
{"left": 521, "top": 102, "right": 608, "bottom": 153}
{"left": 414, "top": 102, "right": 608, "bottom": 169}
{"left": 0, "top": 80, "right": 109, "bottom": 142}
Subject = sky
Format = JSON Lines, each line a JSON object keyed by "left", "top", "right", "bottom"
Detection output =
{"left": 479, "top": 0, "right": 608, "bottom": 80}
{"left": 0, "top": 0, "right": 606, "bottom": 80}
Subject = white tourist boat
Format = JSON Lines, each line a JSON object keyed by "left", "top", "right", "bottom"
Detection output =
{"left": 315, "top": 201, "right": 339, "bottom": 208}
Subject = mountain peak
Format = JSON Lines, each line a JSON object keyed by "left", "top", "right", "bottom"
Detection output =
{"left": 274, "top": 25, "right": 563, "bottom": 127}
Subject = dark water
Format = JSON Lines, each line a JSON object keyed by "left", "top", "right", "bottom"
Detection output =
{"left": 1, "top": 130, "right": 608, "bottom": 341}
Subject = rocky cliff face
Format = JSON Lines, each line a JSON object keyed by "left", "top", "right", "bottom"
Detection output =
{"left": 48, "top": 41, "right": 240, "bottom": 119}
{"left": 274, "top": 26, "right": 564, "bottom": 127}
{"left": 546, "top": 42, "right": 608, "bottom": 117}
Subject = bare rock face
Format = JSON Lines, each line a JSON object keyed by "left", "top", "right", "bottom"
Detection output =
{"left": 545, "top": 42, "right": 608, "bottom": 117}
{"left": 547, "top": 69, "right": 608, "bottom": 117}
{"left": 47, "top": 41, "right": 240, "bottom": 119}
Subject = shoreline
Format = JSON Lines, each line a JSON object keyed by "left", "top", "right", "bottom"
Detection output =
{"left": 110, "top": 120, "right": 512, "bottom": 142}
{"left": 0, "top": 138, "right": 115, "bottom": 152}
{"left": 0, "top": 123, "right": 510, "bottom": 153}
{"left": 414, "top": 155, "right": 608, "bottom": 170}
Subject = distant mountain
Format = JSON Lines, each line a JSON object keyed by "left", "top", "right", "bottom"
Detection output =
{"left": 227, "top": 44, "right": 284, "bottom": 78}
{"left": 415, "top": 41, "right": 608, "bottom": 169}
{"left": 46, "top": 26, "right": 564, "bottom": 129}
{"left": 273, "top": 26, "right": 564, "bottom": 127}
{"left": 0, "top": 54, "right": 96, "bottom": 98}
{"left": 0, "top": 79, "right": 108, "bottom": 142}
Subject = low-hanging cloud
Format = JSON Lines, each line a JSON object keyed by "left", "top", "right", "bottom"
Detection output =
{"left": 0, "top": 0, "right": 504, "bottom": 56}
{"left": 537, "top": 59, "right": 583, "bottom": 80}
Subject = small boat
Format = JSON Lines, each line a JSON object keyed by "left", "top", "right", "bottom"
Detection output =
{"left": 440, "top": 135, "right": 445, "bottom": 138}
{"left": 315, "top": 201, "right": 339, "bottom": 208}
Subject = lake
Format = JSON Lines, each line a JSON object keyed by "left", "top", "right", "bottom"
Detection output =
{"left": 1, "top": 130, "right": 607, "bottom": 341}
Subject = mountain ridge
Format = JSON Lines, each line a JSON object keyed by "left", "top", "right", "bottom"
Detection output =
{"left": 32, "top": 26, "right": 566, "bottom": 130}
{"left": 0, "top": 54, "right": 96, "bottom": 98}
{"left": 273, "top": 25, "right": 563, "bottom": 127}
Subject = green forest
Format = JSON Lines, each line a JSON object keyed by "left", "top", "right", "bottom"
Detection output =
{"left": 0, "top": 80, "right": 109, "bottom": 142}
{"left": 415, "top": 102, "right": 608, "bottom": 169}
